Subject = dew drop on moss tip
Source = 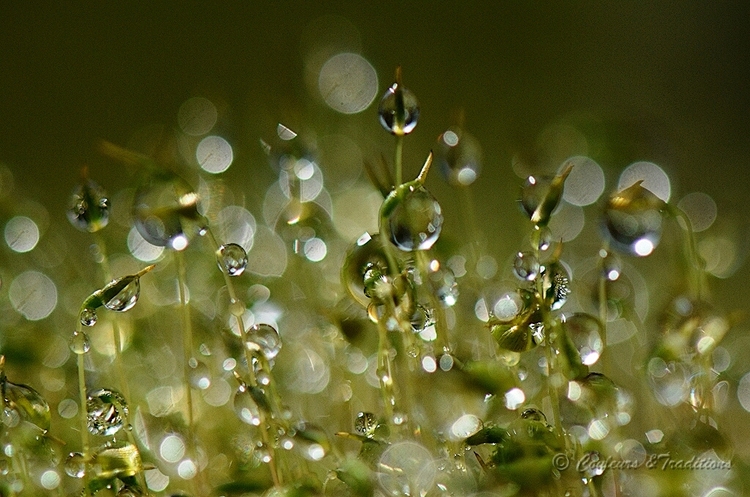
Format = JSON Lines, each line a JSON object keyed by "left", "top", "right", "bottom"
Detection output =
{"left": 378, "top": 83, "right": 419, "bottom": 136}
{"left": 437, "top": 127, "right": 482, "bottom": 187}
{"left": 562, "top": 313, "right": 604, "bottom": 366}
{"left": 104, "top": 277, "right": 141, "bottom": 312}
{"left": 70, "top": 330, "right": 91, "bottom": 355}
{"left": 86, "top": 388, "right": 128, "bottom": 436}
{"left": 604, "top": 182, "right": 665, "bottom": 257}
{"left": 67, "top": 179, "right": 110, "bottom": 233}
{"left": 542, "top": 261, "right": 570, "bottom": 311}
{"left": 386, "top": 185, "right": 443, "bottom": 251}
{"left": 217, "top": 243, "right": 248, "bottom": 276}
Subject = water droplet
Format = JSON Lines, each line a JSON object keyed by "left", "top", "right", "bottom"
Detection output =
{"left": 542, "top": 261, "right": 570, "bottom": 311}
{"left": 293, "top": 423, "right": 330, "bottom": 461}
{"left": 647, "top": 356, "right": 690, "bottom": 407}
{"left": 188, "top": 359, "right": 211, "bottom": 390}
{"left": 70, "top": 330, "right": 91, "bottom": 355}
{"left": 133, "top": 172, "right": 205, "bottom": 250}
{"left": 378, "top": 71, "right": 419, "bottom": 136}
{"left": 64, "top": 452, "right": 86, "bottom": 478}
{"left": 87, "top": 388, "right": 128, "bottom": 436}
{"left": 354, "top": 412, "right": 379, "bottom": 438}
{"left": 245, "top": 324, "right": 282, "bottom": 360}
{"left": 604, "top": 181, "right": 666, "bottom": 257}
{"left": 410, "top": 304, "right": 435, "bottom": 333}
{"left": 90, "top": 441, "right": 142, "bottom": 480}
{"left": 233, "top": 384, "right": 261, "bottom": 425}
{"left": 521, "top": 407, "right": 547, "bottom": 422}
{"left": 117, "top": 486, "right": 145, "bottom": 497}
{"left": 67, "top": 178, "right": 110, "bottom": 233}
{"left": 217, "top": 243, "right": 248, "bottom": 276}
{"left": 79, "top": 307, "right": 97, "bottom": 327}
{"left": 600, "top": 250, "right": 621, "bottom": 281}
{"left": 562, "top": 313, "right": 604, "bottom": 366}
{"left": 383, "top": 184, "right": 443, "bottom": 251}
{"left": 520, "top": 165, "right": 573, "bottom": 227}
{"left": 1, "top": 376, "right": 50, "bottom": 431}
{"left": 103, "top": 277, "right": 140, "bottom": 312}
{"left": 436, "top": 126, "right": 482, "bottom": 186}
{"left": 377, "top": 442, "right": 435, "bottom": 497}
{"left": 579, "top": 451, "right": 605, "bottom": 481}
{"left": 513, "top": 251, "right": 540, "bottom": 281}
{"left": 535, "top": 226, "right": 553, "bottom": 252}
{"left": 342, "top": 232, "right": 396, "bottom": 307}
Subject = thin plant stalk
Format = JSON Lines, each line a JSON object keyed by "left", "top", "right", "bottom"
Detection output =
{"left": 597, "top": 239, "right": 611, "bottom": 348}
{"left": 75, "top": 320, "right": 92, "bottom": 497}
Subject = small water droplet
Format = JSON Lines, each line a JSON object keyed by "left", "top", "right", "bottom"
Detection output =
{"left": 521, "top": 407, "right": 547, "bottom": 423}
{"left": 354, "top": 412, "right": 379, "bottom": 438}
{"left": 1, "top": 377, "right": 50, "bottom": 431}
{"left": 245, "top": 324, "right": 282, "bottom": 360}
{"left": 410, "top": 304, "right": 435, "bottom": 333}
{"left": 87, "top": 388, "right": 128, "bottom": 436}
{"left": 579, "top": 451, "right": 605, "bottom": 480}
{"left": 542, "top": 261, "right": 570, "bottom": 311}
{"left": 535, "top": 226, "right": 553, "bottom": 252}
{"left": 647, "top": 356, "right": 690, "bottom": 407}
{"left": 79, "top": 307, "right": 97, "bottom": 327}
{"left": 70, "top": 330, "right": 91, "bottom": 355}
{"left": 384, "top": 184, "right": 443, "bottom": 251}
{"left": 604, "top": 181, "right": 665, "bottom": 257}
{"left": 600, "top": 251, "right": 622, "bottom": 281}
{"left": 343, "top": 233, "right": 396, "bottom": 307}
{"left": 562, "top": 313, "right": 604, "bottom": 366}
{"left": 293, "top": 423, "right": 330, "bottom": 461}
{"left": 436, "top": 126, "right": 482, "bottom": 186}
{"left": 217, "top": 243, "right": 248, "bottom": 276}
{"left": 233, "top": 384, "right": 261, "bottom": 426}
{"left": 513, "top": 251, "right": 540, "bottom": 281}
{"left": 378, "top": 74, "right": 419, "bottom": 136}
{"left": 67, "top": 178, "right": 110, "bottom": 233}
{"left": 64, "top": 452, "right": 86, "bottom": 478}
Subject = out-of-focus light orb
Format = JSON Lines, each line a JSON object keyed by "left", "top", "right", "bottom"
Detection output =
{"left": 196, "top": 135, "right": 233, "bottom": 174}
{"left": 5, "top": 216, "right": 39, "bottom": 253}
{"left": 422, "top": 355, "right": 437, "bottom": 373}
{"left": 177, "top": 459, "right": 197, "bottom": 480}
{"left": 9, "top": 271, "right": 57, "bottom": 320}
{"left": 216, "top": 206, "right": 256, "bottom": 252}
{"left": 303, "top": 237, "right": 327, "bottom": 262}
{"left": 678, "top": 192, "right": 717, "bottom": 232}
{"left": 160, "top": 435, "right": 185, "bottom": 463}
{"left": 449, "top": 414, "right": 482, "bottom": 441}
{"left": 548, "top": 201, "right": 585, "bottom": 242}
{"left": 318, "top": 52, "right": 378, "bottom": 114}
{"left": 128, "top": 226, "right": 165, "bottom": 262}
{"left": 737, "top": 372, "right": 750, "bottom": 413}
{"left": 177, "top": 97, "right": 218, "bottom": 136}
{"left": 145, "top": 468, "right": 170, "bottom": 492}
{"left": 562, "top": 156, "right": 605, "bottom": 206}
{"left": 618, "top": 161, "right": 671, "bottom": 202}
{"left": 40, "top": 470, "right": 60, "bottom": 490}
{"left": 504, "top": 388, "right": 526, "bottom": 410}
{"left": 634, "top": 238, "right": 655, "bottom": 256}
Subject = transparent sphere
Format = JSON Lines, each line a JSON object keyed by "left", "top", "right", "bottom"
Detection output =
{"left": 233, "top": 384, "right": 261, "bottom": 426}
{"left": 542, "top": 261, "right": 570, "bottom": 311}
{"left": 188, "top": 358, "right": 211, "bottom": 390}
{"left": 513, "top": 251, "right": 540, "bottom": 281}
{"left": 67, "top": 178, "right": 110, "bottom": 233}
{"left": 246, "top": 323, "right": 282, "bottom": 360}
{"left": 342, "top": 233, "right": 394, "bottom": 307}
{"left": 64, "top": 452, "right": 85, "bottom": 478}
{"left": 79, "top": 307, "right": 97, "bottom": 327}
{"left": 384, "top": 185, "right": 443, "bottom": 251}
{"left": 436, "top": 127, "right": 482, "bottom": 186}
{"left": 217, "top": 243, "right": 248, "bottom": 276}
{"left": 70, "top": 330, "right": 91, "bottom": 355}
{"left": 354, "top": 412, "right": 379, "bottom": 438}
{"left": 87, "top": 388, "right": 128, "bottom": 436}
{"left": 603, "top": 182, "right": 665, "bottom": 257}
{"left": 103, "top": 278, "right": 141, "bottom": 312}
{"left": 520, "top": 175, "right": 553, "bottom": 219}
{"left": 562, "top": 313, "right": 604, "bottom": 366}
{"left": 133, "top": 172, "right": 205, "bottom": 250}
{"left": 378, "top": 84, "right": 419, "bottom": 136}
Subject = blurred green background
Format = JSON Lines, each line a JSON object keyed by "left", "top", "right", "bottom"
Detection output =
{"left": 1, "top": 0, "right": 749, "bottom": 457}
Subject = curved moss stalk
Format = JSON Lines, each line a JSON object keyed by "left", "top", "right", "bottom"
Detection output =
{"left": 203, "top": 227, "right": 284, "bottom": 487}
{"left": 667, "top": 205, "right": 705, "bottom": 301}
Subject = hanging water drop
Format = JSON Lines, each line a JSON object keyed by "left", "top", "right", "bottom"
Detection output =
{"left": 293, "top": 423, "right": 330, "bottom": 461}
{"left": 64, "top": 452, "right": 86, "bottom": 478}
{"left": 79, "top": 307, "right": 97, "bottom": 327}
{"left": 233, "top": 384, "right": 261, "bottom": 426}
{"left": 133, "top": 172, "right": 205, "bottom": 250}
{"left": 342, "top": 233, "right": 395, "bottom": 307}
{"left": 382, "top": 181, "right": 443, "bottom": 252}
{"left": 535, "top": 226, "right": 553, "bottom": 252}
{"left": 217, "top": 243, "right": 248, "bottom": 276}
{"left": 70, "top": 330, "right": 91, "bottom": 355}
{"left": 87, "top": 388, "right": 128, "bottom": 436}
{"left": 600, "top": 250, "right": 621, "bottom": 281}
{"left": 0, "top": 374, "right": 51, "bottom": 431}
{"left": 603, "top": 181, "right": 666, "bottom": 257}
{"left": 513, "top": 251, "right": 540, "bottom": 281}
{"left": 67, "top": 176, "right": 110, "bottom": 233}
{"left": 562, "top": 313, "right": 604, "bottom": 366}
{"left": 436, "top": 126, "right": 482, "bottom": 186}
{"left": 103, "top": 277, "right": 140, "bottom": 312}
{"left": 81, "top": 265, "right": 154, "bottom": 316}
{"left": 378, "top": 68, "right": 419, "bottom": 136}
{"left": 245, "top": 324, "right": 282, "bottom": 360}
